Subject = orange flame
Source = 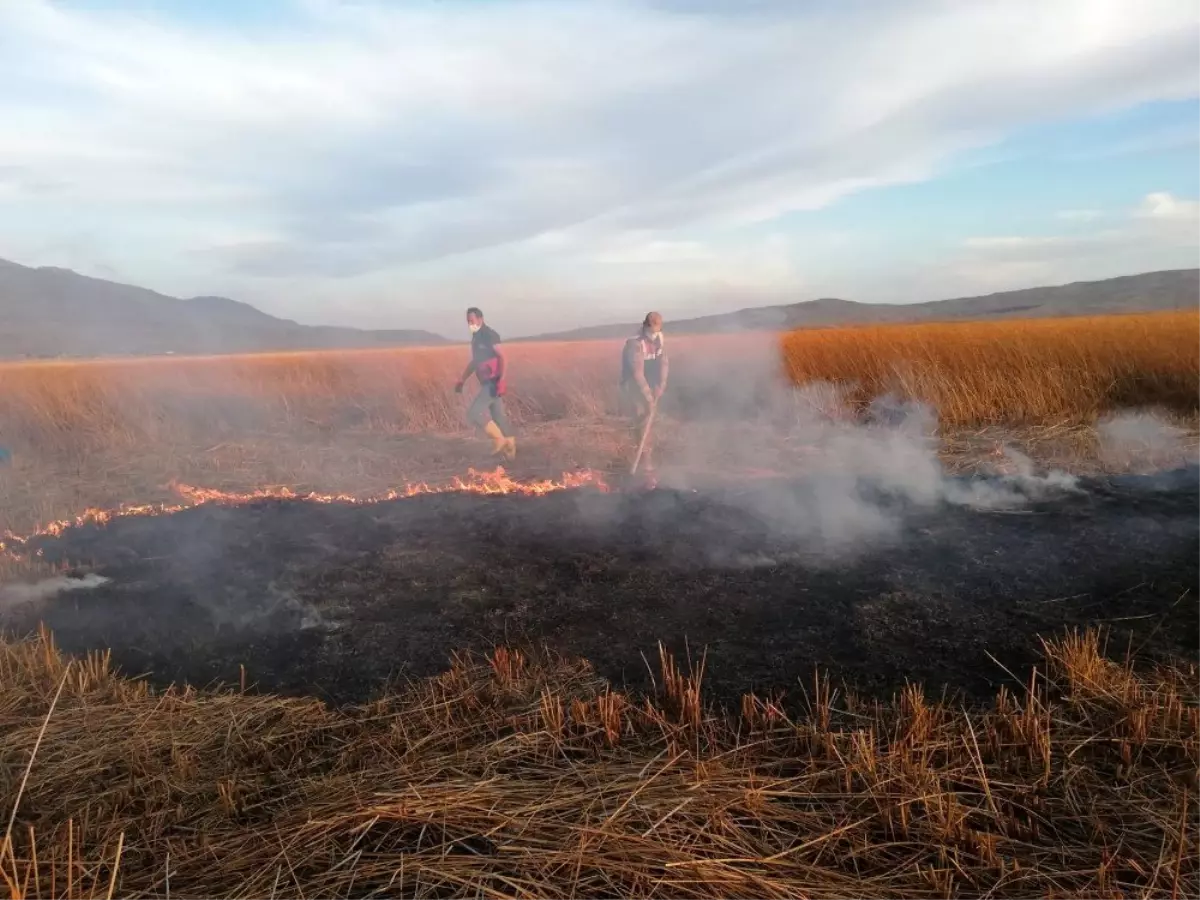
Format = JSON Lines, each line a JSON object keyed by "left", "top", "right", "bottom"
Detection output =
{"left": 0, "top": 467, "right": 608, "bottom": 557}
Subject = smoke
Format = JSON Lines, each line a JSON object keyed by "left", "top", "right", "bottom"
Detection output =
{"left": 0, "top": 572, "right": 110, "bottom": 612}
{"left": 652, "top": 339, "right": 1082, "bottom": 562}
{"left": 1097, "top": 410, "right": 1197, "bottom": 472}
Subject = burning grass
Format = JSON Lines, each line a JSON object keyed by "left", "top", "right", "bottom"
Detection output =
{"left": 0, "top": 468, "right": 608, "bottom": 559}
{"left": 0, "top": 627, "right": 1196, "bottom": 899}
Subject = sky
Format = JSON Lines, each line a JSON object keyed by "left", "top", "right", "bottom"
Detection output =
{"left": 0, "top": 0, "right": 1197, "bottom": 337}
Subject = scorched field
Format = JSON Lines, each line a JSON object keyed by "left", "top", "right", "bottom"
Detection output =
{"left": 0, "top": 311, "right": 1197, "bottom": 898}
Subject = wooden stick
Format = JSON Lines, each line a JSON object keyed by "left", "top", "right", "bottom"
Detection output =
{"left": 630, "top": 403, "right": 657, "bottom": 475}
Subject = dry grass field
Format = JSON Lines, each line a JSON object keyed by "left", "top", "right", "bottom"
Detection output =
{"left": 0, "top": 331, "right": 786, "bottom": 460}
{"left": 782, "top": 311, "right": 1200, "bottom": 426}
{"left": 0, "top": 310, "right": 1191, "bottom": 489}
{"left": 0, "top": 310, "right": 1197, "bottom": 898}
{"left": 1, "top": 627, "right": 1196, "bottom": 898}
{"left": 1, "top": 310, "right": 1194, "bottom": 456}
{"left": 0, "top": 309, "right": 1192, "bottom": 538}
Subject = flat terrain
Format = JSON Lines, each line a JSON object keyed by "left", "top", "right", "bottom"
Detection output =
{"left": 0, "top": 311, "right": 1196, "bottom": 704}
{"left": 1, "top": 313, "right": 1197, "bottom": 898}
{"left": 7, "top": 465, "right": 1196, "bottom": 708}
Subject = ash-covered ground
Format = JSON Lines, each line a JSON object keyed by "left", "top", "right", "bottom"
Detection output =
{"left": 4, "top": 466, "right": 1197, "bottom": 706}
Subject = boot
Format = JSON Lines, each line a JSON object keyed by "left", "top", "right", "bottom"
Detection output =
{"left": 502, "top": 437, "right": 517, "bottom": 461}
{"left": 483, "top": 420, "right": 507, "bottom": 455}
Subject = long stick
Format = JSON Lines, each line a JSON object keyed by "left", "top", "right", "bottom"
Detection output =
{"left": 630, "top": 402, "right": 657, "bottom": 475}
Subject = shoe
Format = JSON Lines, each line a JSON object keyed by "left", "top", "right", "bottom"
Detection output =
{"left": 501, "top": 437, "right": 517, "bottom": 461}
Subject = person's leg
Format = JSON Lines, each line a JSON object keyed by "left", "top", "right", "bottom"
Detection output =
{"left": 489, "top": 396, "right": 512, "bottom": 437}
{"left": 466, "top": 388, "right": 491, "bottom": 431}
{"left": 489, "top": 396, "right": 516, "bottom": 459}
{"left": 468, "top": 388, "right": 505, "bottom": 453}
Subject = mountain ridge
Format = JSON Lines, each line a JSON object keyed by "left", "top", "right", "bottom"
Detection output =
{"left": 0, "top": 259, "right": 447, "bottom": 358}
{"left": 1, "top": 258, "right": 1195, "bottom": 358}
{"left": 522, "top": 269, "right": 1199, "bottom": 342}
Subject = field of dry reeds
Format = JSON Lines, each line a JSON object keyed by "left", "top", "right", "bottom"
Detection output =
{"left": 0, "top": 627, "right": 1195, "bottom": 898}
{"left": 0, "top": 332, "right": 777, "bottom": 459}
{"left": 0, "top": 311, "right": 1194, "bottom": 461}
{"left": 0, "top": 308, "right": 1194, "bottom": 550}
{"left": 781, "top": 310, "right": 1200, "bottom": 426}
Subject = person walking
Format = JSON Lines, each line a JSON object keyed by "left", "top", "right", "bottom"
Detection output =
{"left": 620, "top": 311, "right": 668, "bottom": 474}
{"left": 455, "top": 307, "right": 516, "bottom": 460}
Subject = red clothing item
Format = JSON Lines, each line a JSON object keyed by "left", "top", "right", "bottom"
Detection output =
{"left": 470, "top": 324, "right": 505, "bottom": 385}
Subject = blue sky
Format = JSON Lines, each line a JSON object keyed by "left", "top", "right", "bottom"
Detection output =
{"left": 0, "top": 0, "right": 1197, "bottom": 336}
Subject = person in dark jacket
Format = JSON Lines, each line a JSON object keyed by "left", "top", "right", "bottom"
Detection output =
{"left": 454, "top": 307, "right": 516, "bottom": 460}
{"left": 620, "top": 311, "right": 668, "bottom": 472}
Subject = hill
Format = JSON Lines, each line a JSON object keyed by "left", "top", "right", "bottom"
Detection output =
{"left": 526, "top": 269, "right": 1199, "bottom": 341}
{"left": 0, "top": 258, "right": 446, "bottom": 358}
{"left": 4, "top": 259, "right": 1195, "bottom": 358}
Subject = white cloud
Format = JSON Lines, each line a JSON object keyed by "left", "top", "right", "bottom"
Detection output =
{"left": 963, "top": 235, "right": 1079, "bottom": 251}
{"left": 0, "top": 0, "right": 1197, "bottom": 332}
{"left": 1135, "top": 191, "right": 1200, "bottom": 221}
{"left": 942, "top": 192, "right": 1199, "bottom": 296}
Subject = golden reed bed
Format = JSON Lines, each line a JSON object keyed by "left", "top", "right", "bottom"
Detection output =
{"left": 0, "top": 312, "right": 1194, "bottom": 457}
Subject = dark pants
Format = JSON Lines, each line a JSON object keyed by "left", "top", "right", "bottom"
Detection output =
{"left": 467, "top": 387, "right": 512, "bottom": 436}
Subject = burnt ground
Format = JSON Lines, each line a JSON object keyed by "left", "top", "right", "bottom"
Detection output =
{"left": 3, "top": 466, "right": 1197, "bottom": 708}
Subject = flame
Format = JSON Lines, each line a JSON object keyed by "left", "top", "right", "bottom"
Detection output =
{"left": 0, "top": 467, "right": 608, "bottom": 557}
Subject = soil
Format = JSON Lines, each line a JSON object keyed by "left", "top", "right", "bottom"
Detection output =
{"left": 4, "top": 467, "right": 1197, "bottom": 708}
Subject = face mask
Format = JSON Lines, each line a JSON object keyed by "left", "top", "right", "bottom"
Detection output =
{"left": 468, "top": 323, "right": 481, "bottom": 334}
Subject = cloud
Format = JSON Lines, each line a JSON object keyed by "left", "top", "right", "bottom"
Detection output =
{"left": 963, "top": 235, "right": 1082, "bottom": 251}
{"left": 1135, "top": 191, "right": 1200, "bottom": 221}
{"left": 0, "top": 0, "right": 1197, "bottom": 331}
{"left": 943, "top": 192, "right": 1199, "bottom": 295}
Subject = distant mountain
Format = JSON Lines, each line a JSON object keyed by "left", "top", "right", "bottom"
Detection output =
{"left": 4, "top": 258, "right": 1195, "bottom": 359}
{"left": 0, "top": 258, "right": 446, "bottom": 358}
{"left": 526, "top": 269, "right": 1200, "bottom": 342}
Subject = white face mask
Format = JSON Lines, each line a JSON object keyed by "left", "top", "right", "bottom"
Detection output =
{"left": 468, "top": 322, "right": 481, "bottom": 334}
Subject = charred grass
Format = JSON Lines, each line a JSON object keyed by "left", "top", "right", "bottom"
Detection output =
{"left": 0, "top": 627, "right": 1196, "bottom": 899}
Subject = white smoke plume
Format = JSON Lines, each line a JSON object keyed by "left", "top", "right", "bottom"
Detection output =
{"left": 0, "top": 572, "right": 110, "bottom": 612}
{"left": 650, "top": 340, "right": 1083, "bottom": 561}
{"left": 1098, "top": 410, "right": 1198, "bottom": 472}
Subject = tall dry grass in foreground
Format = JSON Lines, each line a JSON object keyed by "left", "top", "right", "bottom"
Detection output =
{"left": 783, "top": 311, "right": 1199, "bottom": 426}
{"left": 0, "top": 628, "right": 1195, "bottom": 898}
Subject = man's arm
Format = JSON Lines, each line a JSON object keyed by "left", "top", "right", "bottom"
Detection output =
{"left": 655, "top": 349, "right": 669, "bottom": 399}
